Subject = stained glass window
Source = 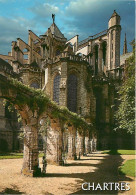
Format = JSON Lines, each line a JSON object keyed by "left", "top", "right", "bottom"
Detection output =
{"left": 30, "top": 82, "right": 40, "bottom": 89}
{"left": 56, "top": 49, "right": 60, "bottom": 56}
{"left": 67, "top": 74, "right": 77, "bottom": 113}
{"left": 53, "top": 74, "right": 60, "bottom": 104}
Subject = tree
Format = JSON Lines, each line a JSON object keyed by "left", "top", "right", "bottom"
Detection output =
{"left": 114, "top": 44, "right": 135, "bottom": 134}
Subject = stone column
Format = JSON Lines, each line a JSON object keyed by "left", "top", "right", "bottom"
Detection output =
{"left": 59, "top": 61, "right": 67, "bottom": 106}
{"left": 92, "top": 133, "right": 97, "bottom": 152}
{"left": 83, "top": 130, "right": 86, "bottom": 156}
{"left": 22, "top": 121, "right": 40, "bottom": 176}
{"left": 67, "top": 125, "right": 74, "bottom": 159}
{"left": 62, "top": 128, "right": 69, "bottom": 162}
{"left": 46, "top": 119, "right": 58, "bottom": 164}
{"left": 98, "top": 43, "right": 103, "bottom": 74}
{"left": 107, "top": 31, "right": 111, "bottom": 70}
{"left": 57, "top": 121, "right": 64, "bottom": 165}
{"left": 90, "top": 139, "right": 93, "bottom": 153}
{"left": 72, "top": 127, "right": 77, "bottom": 160}
{"left": 58, "top": 129, "right": 64, "bottom": 165}
{"left": 88, "top": 130, "right": 93, "bottom": 154}
{"left": 76, "top": 130, "right": 82, "bottom": 159}
{"left": 85, "top": 130, "right": 90, "bottom": 155}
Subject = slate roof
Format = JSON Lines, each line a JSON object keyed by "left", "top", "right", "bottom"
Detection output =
{"left": 45, "top": 23, "right": 66, "bottom": 40}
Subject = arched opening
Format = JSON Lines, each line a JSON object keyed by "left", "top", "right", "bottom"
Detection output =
{"left": 55, "top": 49, "right": 60, "bottom": 56}
{"left": 30, "top": 81, "right": 40, "bottom": 89}
{"left": 23, "top": 48, "right": 28, "bottom": 52}
{"left": 0, "top": 139, "right": 8, "bottom": 152}
{"left": 4, "top": 100, "right": 22, "bottom": 151}
{"left": 0, "top": 89, "right": 40, "bottom": 176}
{"left": 67, "top": 74, "right": 77, "bottom": 113}
{"left": 53, "top": 74, "right": 61, "bottom": 104}
{"left": 23, "top": 48, "right": 29, "bottom": 60}
{"left": 102, "top": 41, "right": 107, "bottom": 66}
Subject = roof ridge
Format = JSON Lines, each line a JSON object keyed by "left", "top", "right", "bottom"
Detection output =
{"left": 45, "top": 23, "right": 66, "bottom": 40}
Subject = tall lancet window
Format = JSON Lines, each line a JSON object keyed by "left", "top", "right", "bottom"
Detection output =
{"left": 67, "top": 74, "right": 77, "bottom": 113}
{"left": 53, "top": 74, "right": 61, "bottom": 104}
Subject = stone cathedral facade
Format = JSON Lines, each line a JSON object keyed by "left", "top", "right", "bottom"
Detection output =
{"left": 0, "top": 10, "right": 134, "bottom": 152}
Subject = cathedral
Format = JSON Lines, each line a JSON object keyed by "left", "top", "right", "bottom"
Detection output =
{"left": 0, "top": 10, "right": 134, "bottom": 153}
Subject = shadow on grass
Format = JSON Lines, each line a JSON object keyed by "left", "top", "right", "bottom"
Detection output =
{"left": 105, "top": 150, "right": 122, "bottom": 155}
{"left": 0, "top": 152, "right": 23, "bottom": 156}
{"left": 102, "top": 150, "right": 135, "bottom": 155}
{"left": 38, "top": 150, "right": 134, "bottom": 194}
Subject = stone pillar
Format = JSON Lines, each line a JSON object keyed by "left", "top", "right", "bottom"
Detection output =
{"left": 67, "top": 125, "right": 76, "bottom": 159}
{"left": 46, "top": 119, "right": 59, "bottom": 164}
{"left": 75, "top": 131, "right": 81, "bottom": 159}
{"left": 62, "top": 128, "right": 69, "bottom": 161}
{"left": 76, "top": 131, "right": 83, "bottom": 159}
{"left": 90, "top": 139, "right": 93, "bottom": 153}
{"left": 107, "top": 31, "right": 111, "bottom": 70}
{"left": 58, "top": 128, "right": 64, "bottom": 165}
{"left": 78, "top": 65, "right": 88, "bottom": 116}
{"left": 98, "top": 43, "right": 103, "bottom": 74}
{"left": 22, "top": 122, "right": 40, "bottom": 176}
{"left": 72, "top": 127, "right": 77, "bottom": 160}
{"left": 59, "top": 61, "right": 67, "bottom": 106}
{"left": 85, "top": 130, "right": 90, "bottom": 155}
{"left": 92, "top": 137, "right": 97, "bottom": 152}
{"left": 57, "top": 121, "right": 65, "bottom": 165}
{"left": 82, "top": 130, "right": 86, "bottom": 156}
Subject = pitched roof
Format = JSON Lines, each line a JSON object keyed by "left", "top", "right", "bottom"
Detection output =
{"left": 45, "top": 23, "right": 66, "bottom": 40}
{"left": 111, "top": 10, "right": 120, "bottom": 18}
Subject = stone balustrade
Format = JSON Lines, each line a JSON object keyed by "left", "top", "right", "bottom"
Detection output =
{"left": 44, "top": 52, "right": 89, "bottom": 65}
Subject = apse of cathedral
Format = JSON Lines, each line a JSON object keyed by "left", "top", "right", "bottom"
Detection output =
{"left": 0, "top": 10, "right": 134, "bottom": 152}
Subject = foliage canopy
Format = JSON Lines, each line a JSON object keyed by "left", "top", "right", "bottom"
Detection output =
{"left": 114, "top": 46, "right": 135, "bottom": 134}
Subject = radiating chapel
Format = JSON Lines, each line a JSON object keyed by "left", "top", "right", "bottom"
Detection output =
{"left": 0, "top": 10, "right": 134, "bottom": 153}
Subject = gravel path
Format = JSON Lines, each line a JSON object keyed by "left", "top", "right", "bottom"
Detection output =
{"left": 0, "top": 152, "right": 135, "bottom": 195}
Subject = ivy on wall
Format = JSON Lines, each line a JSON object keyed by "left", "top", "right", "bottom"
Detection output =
{"left": 0, "top": 75, "right": 93, "bottom": 132}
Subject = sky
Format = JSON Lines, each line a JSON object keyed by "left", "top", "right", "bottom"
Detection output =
{"left": 0, "top": 0, "right": 135, "bottom": 55}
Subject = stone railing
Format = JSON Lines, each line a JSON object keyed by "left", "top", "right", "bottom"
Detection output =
{"left": 106, "top": 68, "right": 123, "bottom": 80}
{"left": 44, "top": 52, "right": 89, "bottom": 65}
{"left": 78, "top": 29, "right": 108, "bottom": 47}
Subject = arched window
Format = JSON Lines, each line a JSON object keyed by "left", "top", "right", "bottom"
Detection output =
{"left": 23, "top": 48, "right": 29, "bottom": 60}
{"left": 53, "top": 74, "right": 61, "bottom": 104}
{"left": 102, "top": 42, "right": 107, "bottom": 65}
{"left": 56, "top": 49, "right": 60, "bottom": 56}
{"left": 67, "top": 74, "right": 77, "bottom": 113}
{"left": 30, "top": 82, "right": 40, "bottom": 89}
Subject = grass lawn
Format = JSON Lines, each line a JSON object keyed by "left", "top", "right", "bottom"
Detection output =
{"left": 102, "top": 150, "right": 136, "bottom": 155}
{"left": 0, "top": 152, "right": 44, "bottom": 159}
{"left": 119, "top": 159, "right": 136, "bottom": 177}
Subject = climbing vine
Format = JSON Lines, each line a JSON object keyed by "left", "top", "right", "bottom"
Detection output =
{"left": 0, "top": 75, "right": 92, "bottom": 131}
